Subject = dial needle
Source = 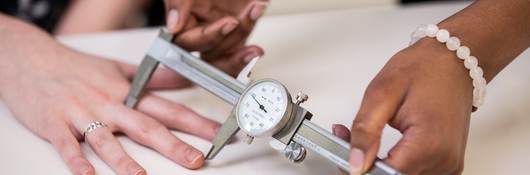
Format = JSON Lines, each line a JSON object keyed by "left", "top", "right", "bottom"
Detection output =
{"left": 252, "top": 95, "right": 268, "bottom": 113}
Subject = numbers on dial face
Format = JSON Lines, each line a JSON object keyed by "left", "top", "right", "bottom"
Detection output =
{"left": 237, "top": 81, "right": 288, "bottom": 136}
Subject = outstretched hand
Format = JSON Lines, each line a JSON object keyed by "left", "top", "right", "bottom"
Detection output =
{"left": 0, "top": 15, "right": 257, "bottom": 174}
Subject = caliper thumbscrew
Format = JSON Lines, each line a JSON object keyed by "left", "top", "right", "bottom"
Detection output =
{"left": 284, "top": 142, "right": 307, "bottom": 163}
{"left": 295, "top": 91, "right": 309, "bottom": 105}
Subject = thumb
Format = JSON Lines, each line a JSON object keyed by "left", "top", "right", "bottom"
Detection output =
{"left": 164, "top": 0, "right": 192, "bottom": 33}
{"left": 349, "top": 79, "right": 406, "bottom": 174}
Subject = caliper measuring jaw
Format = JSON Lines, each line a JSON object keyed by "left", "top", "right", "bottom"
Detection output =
{"left": 124, "top": 29, "right": 402, "bottom": 175}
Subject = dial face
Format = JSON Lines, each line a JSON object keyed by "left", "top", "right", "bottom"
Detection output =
{"left": 236, "top": 80, "right": 289, "bottom": 136}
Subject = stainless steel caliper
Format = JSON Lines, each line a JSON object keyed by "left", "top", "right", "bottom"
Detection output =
{"left": 124, "top": 29, "right": 401, "bottom": 175}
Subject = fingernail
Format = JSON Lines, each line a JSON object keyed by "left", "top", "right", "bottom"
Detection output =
{"left": 250, "top": 3, "right": 267, "bottom": 21}
{"left": 221, "top": 22, "right": 238, "bottom": 35}
{"left": 244, "top": 53, "right": 259, "bottom": 64}
{"left": 350, "top": 148, "right": 365, "bottom": 175}
{"left": 185, "top": 147, "right": 203, "bottom": 164}
{"left": 167, "top": 9, "right": 179, "bottom": 32}
{"left": 134, "top": 169, "right": 146, "bottom": 175}
{"left": 78, "top": 163, "right": 94, "bottom": 175}
{"left": 229, "top": 136, "right": 239, "bottom": 144}
{"left": 81, "top": 168, "right": 94, "bottom": 175}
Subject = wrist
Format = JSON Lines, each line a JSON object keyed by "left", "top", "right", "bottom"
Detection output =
{"left": 0, "top": 16, "right": 62, "bottom": 96}
{"left": 397, "top": 38, "right": 475, "bottom": 99}
{"left": 436, "top": 0, "right": 530, "bottom": 82}
{"left": 409, "top": 24, "right": 490, "bottom": 108}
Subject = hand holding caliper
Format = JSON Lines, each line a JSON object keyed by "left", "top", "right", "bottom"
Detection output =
{"left": 124, "top": 29, "right": 402, "bottom": 175}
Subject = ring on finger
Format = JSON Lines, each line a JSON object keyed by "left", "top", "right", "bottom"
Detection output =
{"left": 83, "top": 121, "right": 108, "bottom": 139}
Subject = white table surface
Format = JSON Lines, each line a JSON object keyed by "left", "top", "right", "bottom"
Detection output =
{"left": 1, "top": 2, "right": 529, "bottom": 175}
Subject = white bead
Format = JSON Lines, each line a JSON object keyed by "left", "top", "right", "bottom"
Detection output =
{"left": 473, "top": 77, "right": 487, "bottom": 88}
{"left": 436, "top": 29, "right": 450, "bottom": 43}
{"left": 472, "top": 79, "right": 480, "bottom": 88}
{"left": 456, "top": 46, "right": 470, "bottom": 60}
{"left": 473, "top": 88, "right": 486, "bottom": 107}
{"left": 410, "top": 32, "right": 421, "bottom": 42}
{"left": 412, "top": 25, "right": 427, "bottom": 39}
{"left": 474, "top": 98, "right": 484, "bottom": 107}
{"left": 446, "top": 37, "right": 460, "bottom": 51}
{"left": 409, "top": 24, "right": 487, "bottom": 109}
{"left": 473, "top": 88, "right": 479, "bottom": 101}
{"left": 479, "top": 86, "right": 486, "bottom": 101}
{"left": 409, "top": 39, "right": 419, "bottom": 46}
{"left": 479, "top": 77, "right": 488, "bottom": 88}
{"left": 409, "top": 32, "right": 423, "bottom": 46}
{"left": 425, "top": 24, "right": 439, "bottom": 37}
{"left": 469, "top": 66, "right": 484, "bottom": 79}
{"left": 464, "top": 56, "right": 478, "bottom": 69}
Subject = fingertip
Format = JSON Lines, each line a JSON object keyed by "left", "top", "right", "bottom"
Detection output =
{"left": 221, "top": 22, "right": 239, "bottom": 35}
{"left": 332, "top": 124, "right": 351, "bottom": 141}
{"left": 228, "top": 136, "right": 239, "bottom": 144}
{"left": 166, "top": 9, "right": 180, "bottom": 33}
{"left": 134, "top": 169, "right": 147, "bottom": 175}
{"left": 350, "top": 148, "right": 365, "bottom": 175}
{"left": 241, "top": 45, "right": 265, "bottom": 64}
{"left": 65, "top": 154, "right": 95, "bottom": 175}
{"left": 79, "top": 163, "right": 95, "bottom": 175}
{"left": 243, "top": 53, "right": 260, "bottom": 64}
{"left": 250, "top": 2, "right": 268, "bottom": 21}
{"left": 185, "top": 147, "right": 205, "bottom": 169}
{"left": 124, "top": 160, "right": 145, "bottom": 175}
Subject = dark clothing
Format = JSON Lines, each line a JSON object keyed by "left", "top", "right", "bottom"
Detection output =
{"left": 1, "top": 0, "right": 467, "bottom": 33}
{"left": 0, "top": 0, "right": 70, "bottom": 33}
{"left": 0, "top": 0, "right": 165, "bottom": 33}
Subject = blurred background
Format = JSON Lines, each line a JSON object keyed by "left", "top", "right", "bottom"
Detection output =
{"left": 266, "top": 0, "right": 469, "bottom": 15}
{"left": 0, "top": 0, "right": 470, "bottom": 34}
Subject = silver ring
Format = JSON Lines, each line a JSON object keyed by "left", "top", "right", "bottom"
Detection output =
{"left": 83, "top": 121, "right": 108, "bottom": 138}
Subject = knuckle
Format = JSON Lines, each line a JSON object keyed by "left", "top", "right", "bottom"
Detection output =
{"left": 167, "top": 140, "right": 186, "bottom": 155}
{"left": 349, "top": 121, "right": 381, "bottom": 149}
{"left": 138, "top": 120, "right": 164, "bottom": 136}
{"left": 53, "top": 136, "right": 74, "bottom": 152}
{"left": 365, "top": 77, "right": 395, "bottom": 98}
{"left": 351, "top": 119, "right": 382, "bottom": 138}
{"left": 67, "top": 155, "right": 87, "bottom": 167}
{"left": 89, "top": 131, "right": 113, "bottom": 150}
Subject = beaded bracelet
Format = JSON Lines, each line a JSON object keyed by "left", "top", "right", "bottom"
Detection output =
{"left": 409, "top": 24, "right": 486, "bottom": 108}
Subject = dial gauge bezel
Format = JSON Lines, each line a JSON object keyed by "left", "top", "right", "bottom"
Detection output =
{"left": 235, "top": 79, "right": 293, "bottom": 137}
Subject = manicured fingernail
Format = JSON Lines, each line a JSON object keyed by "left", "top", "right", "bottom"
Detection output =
{"left": 250, "top": 3, "right": 267, "bottom": 21}
{"left": 332, "top": 124, "right": 339, "bottom": 135}
{"left": 167, "top": 9, "right": 179, "bottom": 32}
{"left": 350, "top": 148, "right": 365, "bottom": 175}
{"left": 244, "top": 53, "right": 259, "bottom": 64}
{"left": 185, "top": 147, "right": 203, "bottom": 164}
{"left": 229, "top": 136, "right": 239, "bottom": 144}
{"left": 78, "top": 163, "right": 94, "bottom": 175}
{"left": 221, "top": 22, "right": 238, "bottom": 35}
{"left": 134, "top": 169, "right": 146, "bottom": 175}
{"left": 81, "top": 168, "right": 94, "bottom": 175}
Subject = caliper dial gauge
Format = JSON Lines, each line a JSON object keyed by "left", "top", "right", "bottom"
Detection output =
{"left": 236, "top": 79, "right": 292, "bottom": 137}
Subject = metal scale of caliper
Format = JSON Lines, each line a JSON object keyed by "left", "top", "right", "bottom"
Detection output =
{"left": 124, "top": 29, "right": 402, "bottom": 175}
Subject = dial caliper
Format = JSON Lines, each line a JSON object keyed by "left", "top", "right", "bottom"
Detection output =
{"left": 124, "top": 29, "right": 402, "bottom": 175}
